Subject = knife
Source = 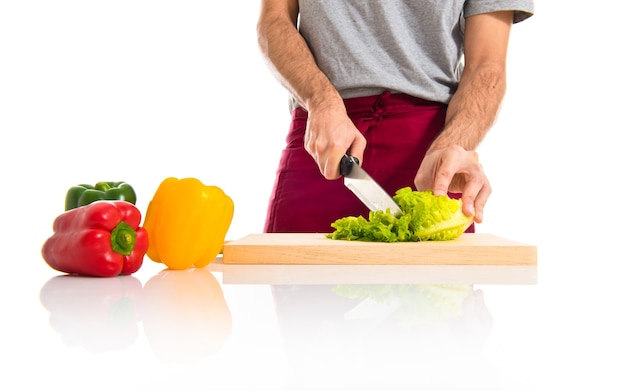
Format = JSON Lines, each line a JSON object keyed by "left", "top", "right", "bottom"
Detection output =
{"left": 340, "top": 154, "right": 402, "bottom": 215}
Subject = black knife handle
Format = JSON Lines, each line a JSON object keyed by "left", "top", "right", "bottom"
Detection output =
{"left": 340, "top": 154, "right": 359, "bottom": 176}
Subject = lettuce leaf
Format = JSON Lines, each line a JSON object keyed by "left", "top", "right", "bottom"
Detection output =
{"left": 327, "top": 187, "right": 473, "bottom": 242}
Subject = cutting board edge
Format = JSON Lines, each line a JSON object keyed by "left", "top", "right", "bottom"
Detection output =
{"left": 222, "top": 233, "right": 537, "bottom": 266}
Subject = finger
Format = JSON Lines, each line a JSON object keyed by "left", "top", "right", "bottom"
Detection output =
{"left": 326, "top": 132, "right": 366, "bottom": 179}
{"left": 304, "top": 131, "right": 333, "bottom": 178}
{"left": 461, "top": 160, "right": 490, "bottom": 221}
{"left": 348, "top": 133, "right": 367, "bottom": 166}
{"left": 303, "top": 123, "right": 315, "bottom": 155}
{"left": 472, "top": 180, "right": 491, "bottom": 223}
{"left": 457, "top": 173, "right": 479, "bottom": 217}
{"left": 431, "top": 152, "right": 462, "bottom": 196}
{"left": 322, "top": 145, "right": 354, "bottom": 179}
{"left": 460, "top": 175, "right": 491, "bottom": 221}
{"left": 413, "top": 163, "right": 432, "bottom": 191}
{"left": 303, "top": 132, "right": 322, "bottom": 171}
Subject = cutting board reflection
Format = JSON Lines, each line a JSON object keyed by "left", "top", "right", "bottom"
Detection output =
{"left": 222, "top": 233, "right": 536, "bottom": 265}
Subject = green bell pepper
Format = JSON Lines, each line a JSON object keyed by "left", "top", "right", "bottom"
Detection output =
{"left": 65, "top": 182, "right": 137, "bottom": 211}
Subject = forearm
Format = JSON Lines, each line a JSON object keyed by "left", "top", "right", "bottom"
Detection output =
{"left": 257, "top": 6, "right": 343, "bottom": 111}
{"left": 431, "top": 62, "right": 507, "bottom": 152}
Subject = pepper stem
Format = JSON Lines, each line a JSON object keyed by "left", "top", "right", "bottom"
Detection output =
{"left": 110, "top": 221, "right": 136, "bottom": 255}
{"left": 95, "top": 182, "right": 112, "bottom": 192}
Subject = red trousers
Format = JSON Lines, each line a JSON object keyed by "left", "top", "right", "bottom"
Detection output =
{"left": 264, "top": 92, "right": 468, "bottom": 233}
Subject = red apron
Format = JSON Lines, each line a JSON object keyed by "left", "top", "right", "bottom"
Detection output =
{"left": 264, "top": 92, "right": 472, "bottom": 233}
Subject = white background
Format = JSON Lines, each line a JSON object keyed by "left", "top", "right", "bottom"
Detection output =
{"left": 1, "top": 1, "right": 623, "bottom": 245}
{"left": 1, "top": 1, "right": 625, "bottom": 390}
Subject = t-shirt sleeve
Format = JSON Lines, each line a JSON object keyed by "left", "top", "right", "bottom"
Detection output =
{"left": 464, "top": 0, "right": 535, "bottom": 23}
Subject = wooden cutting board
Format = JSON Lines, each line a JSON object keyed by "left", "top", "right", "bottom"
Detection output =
{"left": 222, "top": 233, "right": 537, "bottom": 265}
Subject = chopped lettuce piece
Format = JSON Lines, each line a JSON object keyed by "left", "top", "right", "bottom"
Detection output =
{"left": 327, "top": 187, "right": 473, "bottom": 242}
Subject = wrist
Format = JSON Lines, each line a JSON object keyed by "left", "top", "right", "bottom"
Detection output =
{"left": 303, "top": 84, "right": 344, "bottom": 113}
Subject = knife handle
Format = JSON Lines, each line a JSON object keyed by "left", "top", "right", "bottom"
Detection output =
{"left": 340, "top": 154, "right": 359, "bottom": 176}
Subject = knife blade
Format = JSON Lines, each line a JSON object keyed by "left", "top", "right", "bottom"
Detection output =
{"left": 340, "top": 154, "right": 402, "bottom": 215}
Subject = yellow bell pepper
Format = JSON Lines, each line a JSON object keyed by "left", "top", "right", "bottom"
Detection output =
{"left": 143, "top": 177, "right": 234, "bottom": 270}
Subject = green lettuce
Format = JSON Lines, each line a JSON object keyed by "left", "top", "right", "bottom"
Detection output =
{"left": 327, "top": 187, "right": 473, "bottom": 242}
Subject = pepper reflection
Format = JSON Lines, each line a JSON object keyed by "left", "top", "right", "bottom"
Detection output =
{"left": 39, "top": 268, "right": 232, "bottom": 363}
{"left": 39, "top": 275, "right": 143, "bottom": 353}
{"left": 142, "top": 268, "right": 232, "bottom": 363}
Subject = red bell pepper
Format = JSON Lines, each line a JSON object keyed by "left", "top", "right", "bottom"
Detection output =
{"left": 41, "top": 201, "right": 149, "bottom": 277}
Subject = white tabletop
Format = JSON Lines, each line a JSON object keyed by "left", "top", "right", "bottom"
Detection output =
{"left": 3, "top": 229, "right": 623, "bottom": 390}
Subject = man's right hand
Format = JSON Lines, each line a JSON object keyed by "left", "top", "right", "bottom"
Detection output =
{"left": 304, "top": 102, "right": 367, "bottom": 180}
{"left": 258, "top": 0, "right": 366, "bottom": 179}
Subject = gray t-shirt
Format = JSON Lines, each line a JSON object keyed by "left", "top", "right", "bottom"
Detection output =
{"left": 291, "top": 0, "right": 534, "bottom": 111}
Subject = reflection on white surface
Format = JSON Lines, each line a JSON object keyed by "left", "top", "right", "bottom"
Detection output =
{"left": 39, "top": 269, "right": 232, "bottom": 364}
{"left": 271, "top": 284, "right": 497, "bottom": 388}
{"left": 23, "top": 250, "right": 626, "bottom": 390}
{"left": 141, "top": 268, "right": 232, "bottom": 363}
{"left": 38, "top": 267, "right": 493, "bottom": 369}
{"left": 39, "top": 275, "right": 143, "bottom": 353}
{"left": 210, "top": 257, "right": 537, "bottom": 285}
{"left": 271, "top": 283, "right": 492, "bottom": 348}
